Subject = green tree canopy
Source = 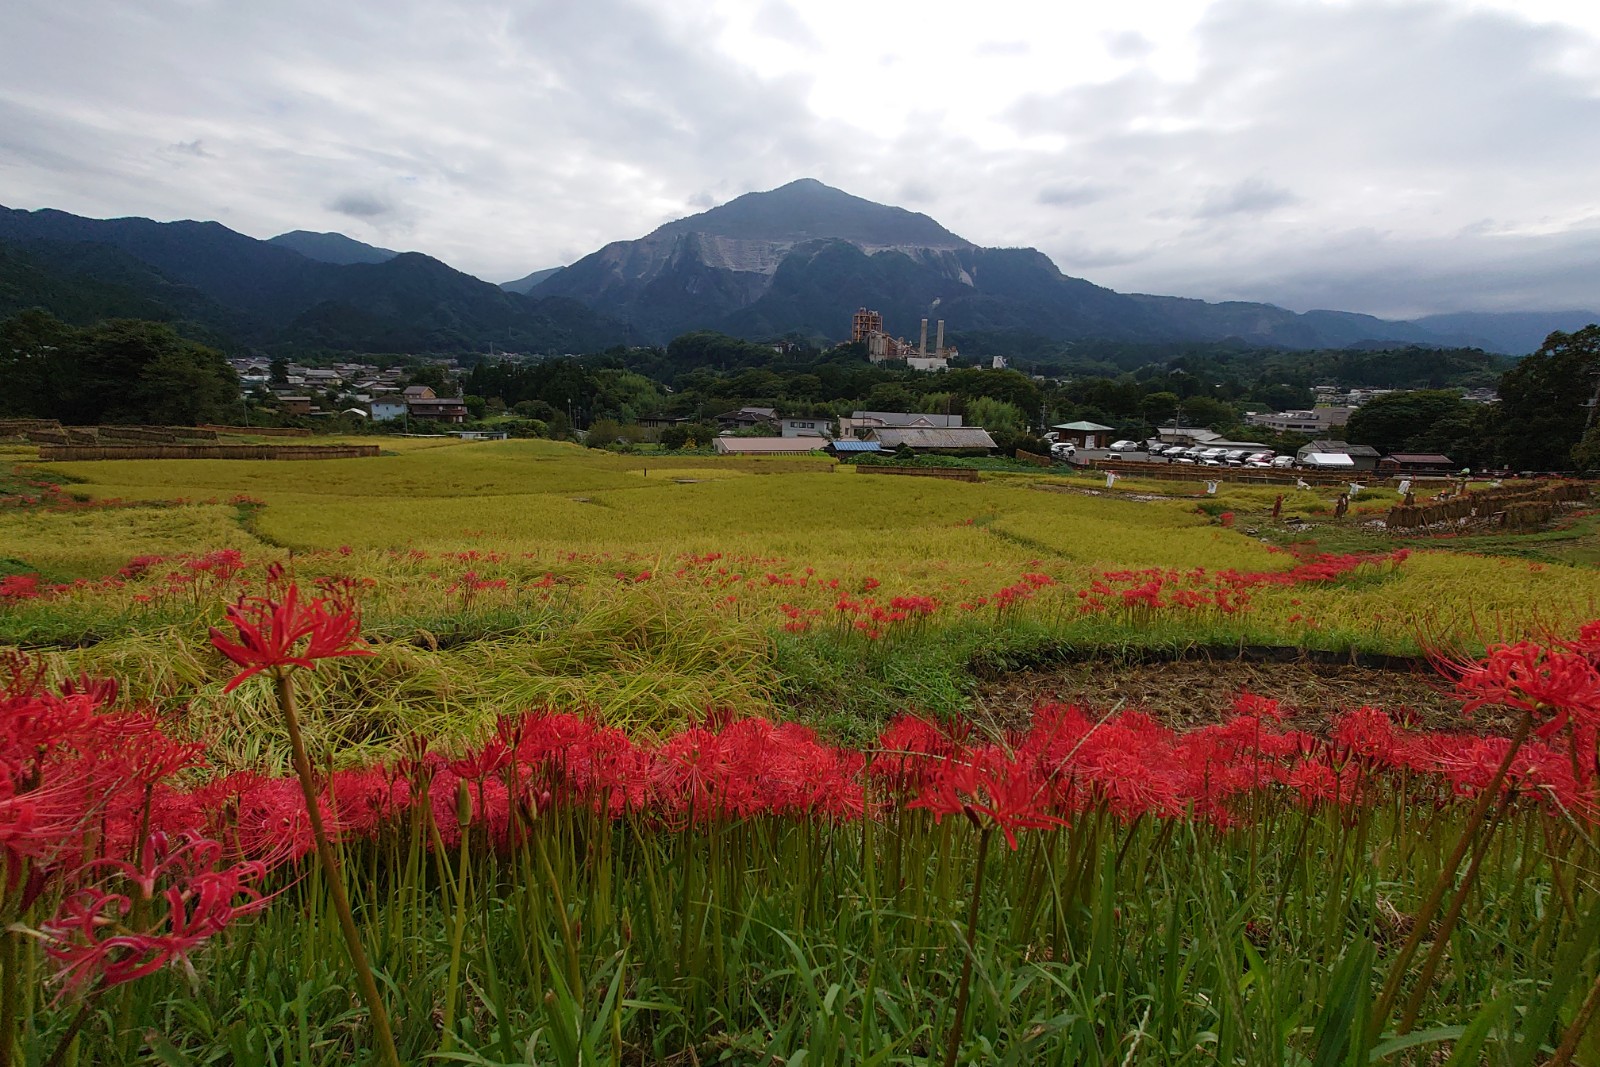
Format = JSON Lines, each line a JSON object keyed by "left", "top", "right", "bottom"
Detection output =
{"left": 0, "top": 312, "right": 239, "bottom": 424}
{"left": 1344, "top": 390, "right": 1475, "bottom": 455}
{"left": 1495, "top": 325, "right": 1600, "bottom": 470}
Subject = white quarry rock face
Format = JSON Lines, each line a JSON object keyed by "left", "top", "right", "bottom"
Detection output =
{"left": 587, "top": 231, "right": 975, "bottom": 287}
{"left": 691, "top": 235, "right": 795, "bottom": 275}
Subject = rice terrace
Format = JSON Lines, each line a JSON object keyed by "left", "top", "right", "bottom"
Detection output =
{"left": 0, "top": 433, "right": 1596, "bottom": 1065}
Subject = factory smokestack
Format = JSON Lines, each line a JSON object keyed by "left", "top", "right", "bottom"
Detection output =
{"left": 935, "top": 320, "right": 944, "bottom": 353}
{"left": 919, "top": 318, "right": 928, "bottom": 355}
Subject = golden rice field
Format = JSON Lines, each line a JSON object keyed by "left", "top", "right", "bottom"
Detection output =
{"left": 3, "top": 437, "right": 1598, "bottom": 764}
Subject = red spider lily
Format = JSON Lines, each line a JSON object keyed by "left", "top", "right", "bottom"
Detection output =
{"left": 1231, "top": 692, "right": 1284, "bottom": 721}
{"left": 1445, "top": 641, "right": 1600, "bottom": 737}
{"left": 218, "top": 774, "right": 329, "bottom": 865}
{"left": 208, "top": 583, "right": 373, "bottom": 691}
{"left": 962, "top": 758, "right": 1064, "bottom": 849}
{"left": 43, "top": 832, "right": 268, "bottom": 991}
{"left": 327, "top": 768, "right": 413, "bottom": 837}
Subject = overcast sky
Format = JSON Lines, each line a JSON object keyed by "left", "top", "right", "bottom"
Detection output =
{"left": 3, "top": 0, "right": 1598, "bottom": 319}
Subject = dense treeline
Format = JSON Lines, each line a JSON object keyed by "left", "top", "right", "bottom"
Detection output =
{"left": 458, "top": 326, "right": 1593, "bottom": 470}
{"left": 0, "top": 310, "right": 239, "bottom": 425}
{"left": 5, "top": 302, "right": 1596, "bottom": 471}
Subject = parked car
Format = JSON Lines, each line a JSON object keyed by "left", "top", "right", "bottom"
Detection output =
{"left": 1200, "top": 448, "right": 1230, "bottom": 462}
{"left": 1050, "top": 441, "right": 1076, "bottom": 457}
{"left": 1271, "top": 455, "right": 1296, "bottom": 469}
{"left": 1109, "top": 440, "right": 1141, "bottom": 452}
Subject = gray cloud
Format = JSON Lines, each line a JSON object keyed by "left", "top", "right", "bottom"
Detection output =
{"left": 1036, "top": 181, "right": 1107, "bottom": 208}
{"left": 1194, "top": 177, "right": 1297, "bottom": 218}
{"left": 328, "top": 191, "right": 395, "bottom": 219}
{"left": 0, "top": 0, "right": 1597, "bottom": 315}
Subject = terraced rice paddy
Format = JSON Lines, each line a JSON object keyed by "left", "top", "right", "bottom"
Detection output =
{"left": 2, "top": 437, "right": 1597, "bottom": 1065}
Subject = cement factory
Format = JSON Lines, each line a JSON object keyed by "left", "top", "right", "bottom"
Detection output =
{"left": 851, "top": 307, "right": 956, "bottom": 371}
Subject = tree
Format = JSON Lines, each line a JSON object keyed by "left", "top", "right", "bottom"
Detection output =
{"left": 405, "top": 363, "right": 452, "bottom": 394}
{"left": 964, "top": 397, "right": 1026, "bottom": 434}
{"left": 1496, "top": 324, "right": 1600, "bottom": 470}
{"left": 1344, "top": 390, "right": 1475, "bottom": 456}
{"left": 1173, "top": 395, "right": 1235, "bottom": 431}
{"left": 0, "top": 309, "right": 69, "bottom": 417}
{"left": 7, "top": 316, "right": 240, "bottom": 425}
{"left": 1139, "top": 391, "right": 1179, "bottom": 426}
{"left": 268, "top": 356, "right": 289, "bottom": 384}
{"left": 659, "top": 421, "right": 720, "bottom": 450}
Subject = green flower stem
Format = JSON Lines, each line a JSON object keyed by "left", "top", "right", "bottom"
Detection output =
{"left": 1368, "top": 708, "right": 1532, "bottom": 1044}
{"left": 943, "top": 821, "right": 992, "bottom": 1067}
{"left": 0, "top": 922, "right": 18, "bottom": 1067}
{"left": 273, "top": 667, "right": 401, "bottom": 1067}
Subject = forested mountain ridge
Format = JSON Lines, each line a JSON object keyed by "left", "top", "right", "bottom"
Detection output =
{"left": 0, "top": 205, "right": 627, "bottom": 354}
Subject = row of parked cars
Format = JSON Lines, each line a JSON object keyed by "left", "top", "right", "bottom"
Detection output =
{"left": 1098, "top": 440, "right": 1294, "bottom": 468}
{"left": 1155, "top": 445, "right": 1291, "bottom": 468}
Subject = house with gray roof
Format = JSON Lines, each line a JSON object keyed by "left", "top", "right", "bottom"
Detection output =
{"left": 839, "top": 411, "right": 962, "bottom": 437}
{"left": 871, "top": 427, "right": 996, "bottom": 453}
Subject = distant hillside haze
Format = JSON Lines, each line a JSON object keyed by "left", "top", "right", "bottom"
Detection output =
{"left": 499, "top": 266, "right": 565, "bottom": 294}
{"left": 1412, "top": 310, "right": 1600, "bottom": 357}
{"left": 268, "top": 230, "right": 398, "bottom": 265}
{"left": 1, "top": 189, "right": 1594, "bottom": 356}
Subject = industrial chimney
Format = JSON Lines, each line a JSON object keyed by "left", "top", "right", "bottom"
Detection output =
{"left": 919, "top": 319, "right": 928, "bottom": 355}
{"left": 935, "top": 320, "right": 945, "bottom": 354}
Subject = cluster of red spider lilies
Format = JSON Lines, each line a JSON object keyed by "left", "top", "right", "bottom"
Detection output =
{"left": 3, "top": 574, "right": 1596, "bottom": 1013}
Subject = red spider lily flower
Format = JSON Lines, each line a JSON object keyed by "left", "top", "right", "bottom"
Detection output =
{"left": 208, "top": 583, "right": 372, "bottom": 692}
{"left": 1446, "top": 641, "right": 1600, "bottom": 737}
{"left": 43, "top": 832, "right": 269, "bottom": 991}
{"left": 448, "top": 739, "right": 511, "bottom": 782}
{"left": 221, "top": 774, "right": 331, "bottom": 865}
{"left": 1231, "top": 692, "right": 1284, "bottom": 722}
{"left": 963, "top": 758, "right": 1065, "bottom": 849}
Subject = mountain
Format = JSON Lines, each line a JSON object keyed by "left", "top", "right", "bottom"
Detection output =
{"left": 1411, "top": 310, "right": 1600, "bottom": 356}
{"left": 0, "top": 238, "right": 243, "bottom": 344}
{"left": 500, "top": 266, "right": 564, "bottom": 294}
{"left": 6, "top": 190, "right": 1590, "bottom": 359}
{"left": 527, "top": 178, "right": 1549, "bottom": 353}
{"left": 0, "top": 205, "right": 627, "bottom": 354}
{"left": 268, "top": 230, "right": 398, "bottom": 265}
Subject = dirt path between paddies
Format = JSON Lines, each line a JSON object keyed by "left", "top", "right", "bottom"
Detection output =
{"left": 970, "top": 658, "right": 1506, "bottom": 736}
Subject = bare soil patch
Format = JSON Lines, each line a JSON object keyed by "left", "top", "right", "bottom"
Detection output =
{"left": 971, "top": 658, "right": 1500, "bottom": 735}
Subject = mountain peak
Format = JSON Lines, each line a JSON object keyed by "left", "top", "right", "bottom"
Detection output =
{"left": 653, "top": 179, "right": 970, "bottom": 249}
{"left": 268, "top": 230, "right": 398, "bottom": 266}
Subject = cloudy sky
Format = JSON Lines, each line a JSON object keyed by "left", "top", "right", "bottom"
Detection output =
{"left": 3, "top": 0, "right": 1598, "bottom": 318}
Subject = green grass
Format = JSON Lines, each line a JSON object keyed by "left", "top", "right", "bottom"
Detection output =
{"left": 17, "top": 793, "right": 1596, "bottom": 1066}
